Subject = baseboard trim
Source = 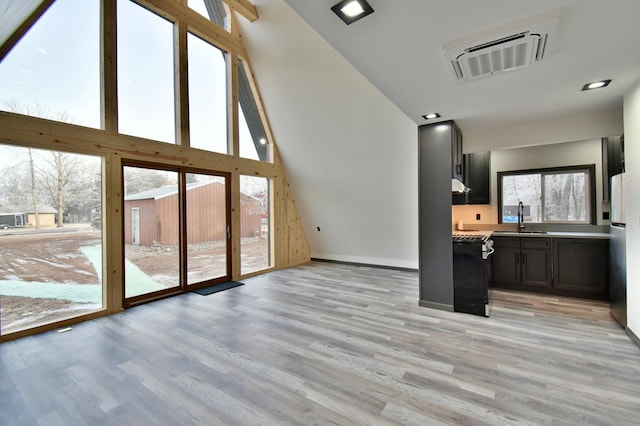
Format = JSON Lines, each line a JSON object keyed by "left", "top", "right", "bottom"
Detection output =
{"left": 626, "top": 327, "right": 640, "bottom": 351}
{"left": 310, "top": 257, "right": 418, "bottom": 273}
{"left": 418, "top": 300, "right": 454, "bottom": 312}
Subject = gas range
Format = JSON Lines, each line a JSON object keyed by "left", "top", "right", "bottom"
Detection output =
{"left": 452, "top": 234, "right": 488, "bottom": 243}
{"left": 452, "top": 232, "right": 493, "bottom": 317}
{"left": 452, "top": 233, "right": 494, "bottom": 259}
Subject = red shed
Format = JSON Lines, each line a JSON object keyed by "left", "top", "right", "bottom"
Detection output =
{"left": 124, "top": 181, "right": 262, "bottom": 246}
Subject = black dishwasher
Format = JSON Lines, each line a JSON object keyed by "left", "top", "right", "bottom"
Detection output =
{"left": 453, "top": 235, "right": 493, "bottom": 317}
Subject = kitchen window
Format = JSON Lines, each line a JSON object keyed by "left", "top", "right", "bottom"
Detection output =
{"left": 498, "top": 165, "right": 596, "bottom": 224}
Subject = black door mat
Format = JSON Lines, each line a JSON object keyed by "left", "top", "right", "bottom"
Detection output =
{"left": 192, "top": 281, "right": 244, "bottom": 296}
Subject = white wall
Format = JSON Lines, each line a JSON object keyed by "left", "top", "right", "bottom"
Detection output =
{"left": 238, "top": 0, "right": 418, "bottom": 268}
{"left": 464, "top": 109, "right": 623, "bottom": 153}
{"left": 624, "top": 79, "right": 640, "bottom": 337}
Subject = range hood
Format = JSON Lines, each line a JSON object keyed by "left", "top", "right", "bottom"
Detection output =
{"left": 452, "top": 178, "right": 470, "bottom": 193}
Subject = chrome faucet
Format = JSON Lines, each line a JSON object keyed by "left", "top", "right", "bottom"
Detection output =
{"left": 517, "top": 201, "right": 525, "bottom": 232}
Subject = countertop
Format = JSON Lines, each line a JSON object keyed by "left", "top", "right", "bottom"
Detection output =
{"left": 452, "top": 230, "right": 610, "bottom": 239}
{"left": 489, "top": 231, "right": 610, "bottom": 239}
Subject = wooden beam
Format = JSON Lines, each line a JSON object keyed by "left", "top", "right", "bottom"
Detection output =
{"left": 102, "top": 0, "right": 118, "bottom": 133}
{"left": 225, "top": 0, "right": 258, "bottom": 22}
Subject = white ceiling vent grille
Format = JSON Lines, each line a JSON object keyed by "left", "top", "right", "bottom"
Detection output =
{"left": 443, "top": 13, "right": 559, "bottom": 82}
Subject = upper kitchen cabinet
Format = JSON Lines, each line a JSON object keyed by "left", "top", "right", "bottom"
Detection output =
{"left": 419, "top": 119, "right": 464, "bottom": 183}
{"left": 601, "top": 135, "right": 624, "bottom": 202}
{"left": 453, "top": 151, "right": 491, "bottom": 205}
{"left": 451, "top": 121, "right": 464, "bottom": 182}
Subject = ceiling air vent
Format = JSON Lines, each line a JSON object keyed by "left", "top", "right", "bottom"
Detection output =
{"left": 443, "top": 12, "right": 559, "bottom": 82}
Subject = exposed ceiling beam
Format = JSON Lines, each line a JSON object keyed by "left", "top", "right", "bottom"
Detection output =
{"left": 225, "top": 0, "right": 258, "bottom": 22}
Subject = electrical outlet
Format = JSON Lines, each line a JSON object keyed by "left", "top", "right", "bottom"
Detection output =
{"left": 476, "top": 213, "right": 481, "bottom": 220}
{"left": 317, "top": 226, "right": 321, "bottom": 231}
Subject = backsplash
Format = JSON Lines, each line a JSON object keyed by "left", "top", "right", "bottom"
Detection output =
{"left": 452, "top": 205, "right": 496, "bottom": 230}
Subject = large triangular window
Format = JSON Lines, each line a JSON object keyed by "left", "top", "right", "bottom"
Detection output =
{"left": 0, "top": 0, "right": 101, "bottom": 129}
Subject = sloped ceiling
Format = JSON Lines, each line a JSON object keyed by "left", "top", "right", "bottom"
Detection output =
{"left": 0, "top": 0, "right": 46, "bottom": 49}
{"left": 282, "top": 0, "right": 640, "bottom": 134}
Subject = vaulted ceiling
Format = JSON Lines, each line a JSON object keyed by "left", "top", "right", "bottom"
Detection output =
{"left": 282, "top": 0, "right": 640, "bottom": 134}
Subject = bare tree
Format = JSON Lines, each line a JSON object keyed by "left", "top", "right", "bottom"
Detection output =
{"left": 27, "top": 148, "right": 41, "bottom": 228}
{"left": 124, "top": 167, "right": 171, "bottom": 195}
{"left": 38, "top": 151, "right": 78, "bottom": 227}
{"left": 2, "top": 100, "right": 81, "bottom": 227}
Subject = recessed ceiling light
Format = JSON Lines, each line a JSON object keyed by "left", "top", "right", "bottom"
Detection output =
{"left": 422, "top": 113, "right": 441, "bottom": 120}
{"left": 581, "top": 79, "right": 611, "bottom": 91}
{"left": 331, "top": 0, "right": 374, "bottom": 25}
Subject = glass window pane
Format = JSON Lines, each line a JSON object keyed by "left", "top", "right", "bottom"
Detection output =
{"left": 0, "top": 144, "right": 103, "bottom": 335}
{"left": 188, "top": 0, "right": 230, "bottom": 31}
{"left": 0, "top": 0, "right": 101, "bottom": 129}
{"left": 239, "top": 105, "right": 259, "bottom": 160}
{"left": 118, "top": 0, "right": 176, "bottom": 143}
{"left": 186, "top": 173, "right": 228, "bottom": 285}
{"left": 502, "top": 174, "right": 541, "bottom": 223}
{"left": 501, "top": 169, "right": 592, "bottom": 224}
{"left": 238, "top": 59, "right": 272, "bottom": 162}
{"left": 240, "top": 175, "right": 271, "bottom": 274}
{"left": 188, "top": 33, "right": 228, "bottom": 154}
{"left": 123, "top": 166, "right": 180, "bottom": 298}
{"left": 543, "top": 171, "right": 588, "bottom": 222}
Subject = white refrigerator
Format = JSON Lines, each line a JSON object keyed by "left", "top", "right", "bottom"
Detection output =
{"left": 610, "top": 173, "right": 626, "bottom": 326}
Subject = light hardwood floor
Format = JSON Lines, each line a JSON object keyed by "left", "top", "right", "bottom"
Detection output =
{"left": 2, "top": 261, "right": 639, "bottom": 425}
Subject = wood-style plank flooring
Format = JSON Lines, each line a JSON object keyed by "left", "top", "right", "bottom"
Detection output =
{"left": 2, "top": 261, "right": 640, "bottom": 425}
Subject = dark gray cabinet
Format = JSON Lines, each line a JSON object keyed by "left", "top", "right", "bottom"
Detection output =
{"left": 602, "top": 135, "right": 624, "bottom": 202}
{"left": 491, "top": 235, "right": 609, "bottom": 300}
{"left": 418, "top": 122, "right": 458, "bottom": 310}
{"left": 521, "top": 238, "right": 553, "bottom": 288}
{"left": 553, "top": 238, "right": 608, "bottom": 297}
{"left": 490, "top": 236, "right": 552, "bottom": 289}
{"left": 451, "top": 121, "right": 463, "bottom": 182}
{"left": 453, "top": 151, "right": 491, "bottom": 205}
{"left": 490, "top": 237, "right": 520, "bottom": 287}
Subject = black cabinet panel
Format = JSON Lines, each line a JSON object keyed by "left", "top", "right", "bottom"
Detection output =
{"left": 490, "top": 237, "right": 521, "bottom": 287}
{"left": 418, "top": 122, "right": 457, "bottom": 308}
{"left": 452, "top": 151, "right": 490, "bottom": 205}
{"left": 602, "top": 135, "right": 624, "bottom": 202}
{"left": 553, "top": 238, "right": 608, "bottom": 296}
{"left": 452, "top": 122, "right": 463, "bottom": 182}
{"left": 607, "top": 135, "right": 625, "bottom": 178}
{"left": 520, "top": 237, "right": 552, "bottom": 287}
{"left": 522, "top": 248, "right": 553, "bottom": 288}
{"left": 465, "top": 151, "right": 490, "bottom": 204}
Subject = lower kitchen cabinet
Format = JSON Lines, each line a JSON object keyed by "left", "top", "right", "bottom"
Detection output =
{"left": 521, "top": 238, "right": 553, "bottom": 288}
{"left": 553, "top": 238, "right": 608, "bottom": 297}
{"left": 490, "top": 237, "right": 520, "bottom": 287}
{"left": 490, "top": 237, "right": 552, "bottom": 290}
{"left": 490, "top": 236, "right": 608, "bottom": 300}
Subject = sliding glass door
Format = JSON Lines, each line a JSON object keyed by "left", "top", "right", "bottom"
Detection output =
{"left": 123, "top": 164, "right": 230, "bottom": 305}
{"left": 185, "top": 172, "right": 230, "bottom": 286}
{"left": 123, "top": 166, "right": 181, "bottom": 302}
